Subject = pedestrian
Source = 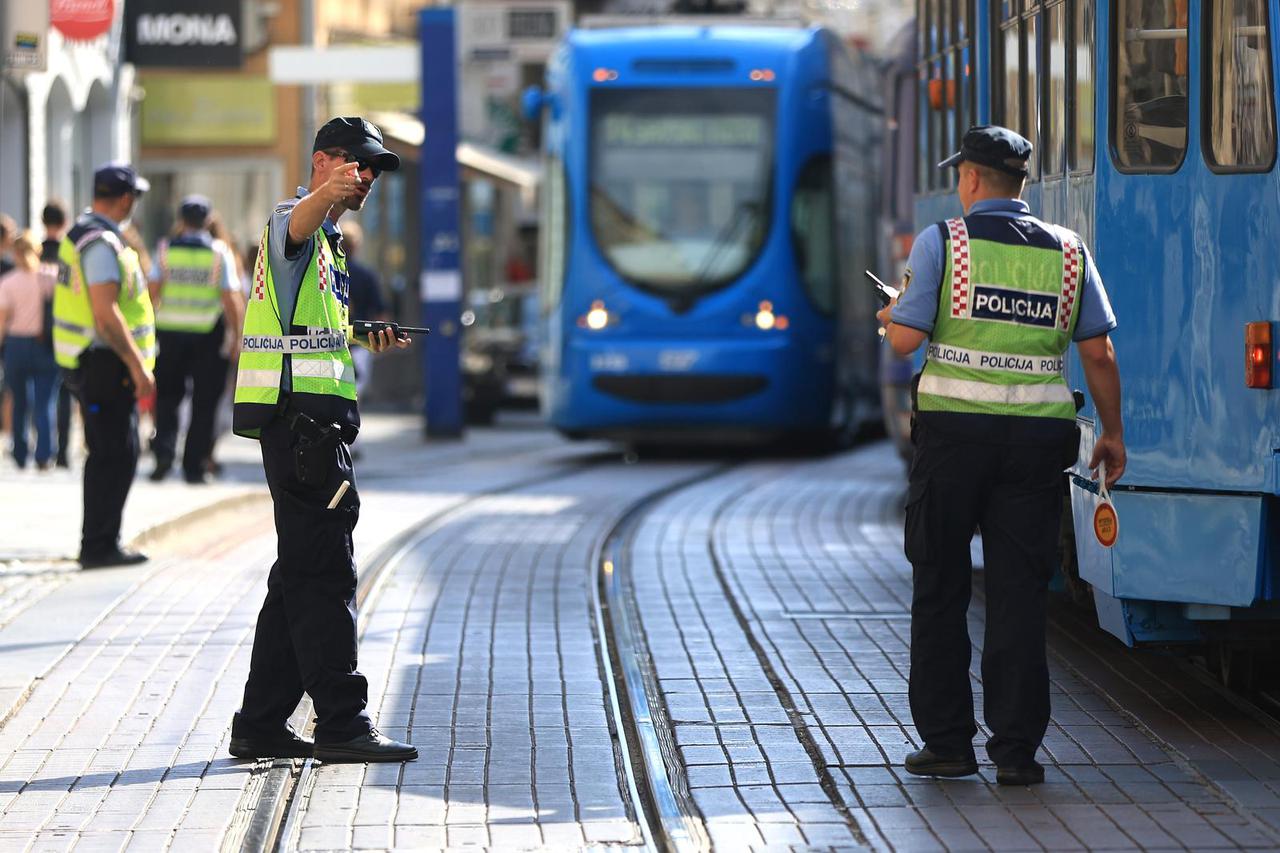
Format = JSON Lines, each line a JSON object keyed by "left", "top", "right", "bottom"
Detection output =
{"left": 52, "top": 162, "right": 157, "bottom": 569}
{"left": 877, "top": 126, "right": 1126, "bottom": 786}
{"left": 228, "top": 116, "right": 415, "bottom": 762}
{"left": 0, "top": 213, "right": 16, "bottom": 275}
{"left": 0, "top": 231, "right": 59, "bottom": 470}
{"left": 340, "top": 221, "right": 391, "bottom": 401}
{"left": 40, "top": 201, "right": 76, "bottom": 469}
{"left": 148, "top": 196, "right": 244, "bottom": 484}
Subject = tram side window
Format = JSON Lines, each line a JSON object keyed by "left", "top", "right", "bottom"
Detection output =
{"left": 1071, "top": 0, "right": 1096, "bottom": 171}
{"left": 1044, "top": 1, "right": 1067, "bottom": 175}
{"left": 790, "top": 156, "right": 837, "bottom": 315}
{"left": 1113, "top": 0, "right": 1189, "bottom": 171}
{"left": 916, "top": 0, "right": 976, "bottom": 192}
{"left": 539, "top": 155, "right": 568, "bottom": 309}
{"left": 1206, "top": 0, "right": 1276, "bottom": 171}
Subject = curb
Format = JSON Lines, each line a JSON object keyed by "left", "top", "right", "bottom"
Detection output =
{"left": 126, "top": 489, "right": 271, "bottom": 552}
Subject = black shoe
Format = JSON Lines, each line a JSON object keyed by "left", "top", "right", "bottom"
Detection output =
{"left": 229, "top": 727, "right": 314, "bottom": 759}
{"left": 149, "top": 460, "right": 172, "bottom": 482}
{"left": 56, "top": 454, "right": 69, "bottom": 469}
{"left": 904, "top": 747, "right": 979, "bottom": 778}
{"left": 996, "top": 761, "right": 1045, "bottom": 786}
{"left": 78, "top": 549, "right": 149, "bottom": 569}
{"left": 183, "top": 471, "right": 210, "bottom": 485}
{"left": 313, "top": 729, "right": 417, "bottom": 763}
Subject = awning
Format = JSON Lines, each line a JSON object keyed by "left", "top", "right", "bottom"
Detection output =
{"left": 370, "top": 111, "right": 541, "bottom": 194}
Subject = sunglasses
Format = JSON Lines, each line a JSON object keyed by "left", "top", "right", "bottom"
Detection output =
{"left": 327, "top": 148, "right": 381, "bottom": 179}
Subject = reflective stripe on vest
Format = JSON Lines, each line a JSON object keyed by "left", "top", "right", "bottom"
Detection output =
{"left": 918, "top": 374, "right": 1075, "bottom": 406}
{"left": 918, "top": 215, "right": 1081, "bottom": 420}
{"left": 154, "top": 241, "right": 224, "bottom": 333}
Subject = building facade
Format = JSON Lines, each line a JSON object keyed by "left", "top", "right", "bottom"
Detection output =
{"left": 1, "top": 9, "right": 135, "bottom": 228}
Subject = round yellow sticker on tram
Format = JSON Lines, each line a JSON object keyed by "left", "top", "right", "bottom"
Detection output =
{"left": 1093, "top": 502, "right": 1118, "bottom": 548}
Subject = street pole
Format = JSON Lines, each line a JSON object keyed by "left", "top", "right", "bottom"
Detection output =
{"left": 418, "top": 8, "right": 464, "bottom": 438}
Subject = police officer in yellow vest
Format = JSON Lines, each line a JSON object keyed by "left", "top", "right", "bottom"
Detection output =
{"left": 877, "top": 127, "right": 1127, "bottom": 786}
{"left": 228, "top": 117, "right": 415, "bottom": 763}
{"left": 149, "top": 195, "right": 244, "bottom": 484}
{"left": 54, "top": 163, "right": 157, "bottom": 569}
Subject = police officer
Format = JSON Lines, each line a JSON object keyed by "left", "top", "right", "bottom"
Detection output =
{"left": 148, "top": 196, "right": 244, "bottom": 484}
{"left": 53, "top": 164, "right": 157, "bottom": 569}
{"left": 228, "top": 117, "right": 415, "bottom": 762}
{"left": 876, "top": 126, "right": 1126, "bottom": 786}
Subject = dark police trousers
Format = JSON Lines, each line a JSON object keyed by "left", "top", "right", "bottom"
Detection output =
{"left": 234, "top": 416, "right": 372, "bottom": 744}
{"left": 905, "top": 413, "right": 1074, "bottom": 767}
{"left": 66, "top": 349, "right": 140, "bottom": 560}
{"left": 152, "top": 327, "right": 229, "bottom": 479}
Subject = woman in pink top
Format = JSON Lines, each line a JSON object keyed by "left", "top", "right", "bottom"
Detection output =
{"left": 0, "top": 231, "right": 59, "bottom": 469}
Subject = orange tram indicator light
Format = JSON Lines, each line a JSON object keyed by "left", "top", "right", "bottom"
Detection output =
{"left": 592, "top": 68, "right": 619, "bottom": 82}
{"left": 749, "top": 69, "right": 776, "bottom": 82}
{"left": 1245, "top": 321, "right": 1272, "bottom": 389}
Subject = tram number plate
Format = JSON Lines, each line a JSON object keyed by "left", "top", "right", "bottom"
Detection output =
{"left": 658, "top": 350, "right": 699, "bottom": 371}
{"left": 590, "top": 352, "right": 629, "bottom": 372}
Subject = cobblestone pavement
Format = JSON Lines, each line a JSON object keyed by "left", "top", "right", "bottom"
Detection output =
{"left": 0, "top": 417, "right": 595, "bottom": 852}
{"left": 4, "top": 429, "right": 1280, "bottom": 851}
{"left": 630, "top": 445, "right": 1280, "bottom": 851}
{"left": 287, "top": 461, "right": 717, "bottom": 852}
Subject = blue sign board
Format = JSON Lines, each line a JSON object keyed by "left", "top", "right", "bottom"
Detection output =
{"left": 419, "top": 7, "right": 463, "bottom": 437}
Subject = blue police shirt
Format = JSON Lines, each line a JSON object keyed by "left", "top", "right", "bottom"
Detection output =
{"left": 890, "top": 198, "right": 1117, "bottom": 341}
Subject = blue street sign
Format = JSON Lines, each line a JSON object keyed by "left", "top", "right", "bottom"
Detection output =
{"left": 419, "top": 7, "right": 463, "bottom": 437}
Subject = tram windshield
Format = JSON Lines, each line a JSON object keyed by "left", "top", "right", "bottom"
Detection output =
{"left": 589, "top": 88, "right": 775, "bottom": 292}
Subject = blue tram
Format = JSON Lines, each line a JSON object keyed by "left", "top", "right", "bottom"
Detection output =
{"left": 527, "top": 24, "right": 884, "bottom": 443}
{"left": 909, "top": 0, "right": 1280, "bottom": 659}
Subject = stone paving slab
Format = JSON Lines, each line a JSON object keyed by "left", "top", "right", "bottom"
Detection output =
{"left": 629, "top": 468, "right": 868, "bottom": 852}
{"left": 0, "top": 418, "right": 592, "bottom": 851}
{"left": 684, "top": 444, "right": 1280, "bottom": 852}
{"left": 285, "top": 461, "right": 715, "bottom": 852}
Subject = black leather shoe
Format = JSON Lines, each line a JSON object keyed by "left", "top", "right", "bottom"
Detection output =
{"left": 183, "top": 471, "right": 210, "bottom": 485}
{"left": 78, "top": 549, "right": 149, "bottom": 569}
{"left": 904, "top": 747, "right": 979, "bottom": 778}
{"left": 313, "top": 729, "right": 417, "bottom": 763}
{"left": 229, "top": 727, "right": 314, "bottom": 759}
{"left": 996, "top": 761, "right": 1045, "bottom": 786}
{"left": 149, "top": 461, "right": 172, "bottom": 482}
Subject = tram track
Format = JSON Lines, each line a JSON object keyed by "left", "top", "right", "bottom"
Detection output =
{"left": 232, "top": 449, "right": 734, "bottom": 853}
{"left": 592, "top": 467, "right": 736, "bottom": 853}
{"left": 231, "top": 447, "right": 611, "bottom": 853}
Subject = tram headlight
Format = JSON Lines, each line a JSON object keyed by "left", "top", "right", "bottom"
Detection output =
{"left": 751, "top": 300, "right": 788, "bottom": 331}
{"left": 581, "top": 300, "right": 611, "bottom": 331}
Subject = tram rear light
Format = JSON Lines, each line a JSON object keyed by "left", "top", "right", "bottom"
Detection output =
{"left": 749, "top": 69, "right": 776, "bottom": 82}
{"left": 1246, "top": 322, "right": 1272, "bottom": 388}
{"left": 592, "top": 68, "right": 618, "bottom": 82}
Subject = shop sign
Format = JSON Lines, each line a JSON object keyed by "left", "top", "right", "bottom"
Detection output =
{"left": 126, "top": 0, "right": 241, "bottom": 68}
{"left": 3, "top": 2, "right": 49, "bottom": 71}
{"left": 50, "top": 0, "right": 115, "bottom": 42}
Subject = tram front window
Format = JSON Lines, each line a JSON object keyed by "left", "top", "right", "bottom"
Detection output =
{"left": 589, "top": 88, "right": 775, "bottom": 293}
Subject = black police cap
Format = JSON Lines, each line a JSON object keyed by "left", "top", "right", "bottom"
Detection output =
{"left": 313, "top": 116, "right": 401, "bottom": 172}
{"left": 94, "top": 162, "right": 150, "bottom": 197}
{"left": 179, "top": 194, "right": 212, "bottom": 222}
{"left": 938, "top": 125, "right": 1032, "bottom": 177}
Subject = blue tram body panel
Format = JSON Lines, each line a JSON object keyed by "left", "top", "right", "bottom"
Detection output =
{"left": 535, "top": 25, "right": 882, "bottom": 441}
{"left": 908, "top": 1, "right": 1280, "bottom": 644}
